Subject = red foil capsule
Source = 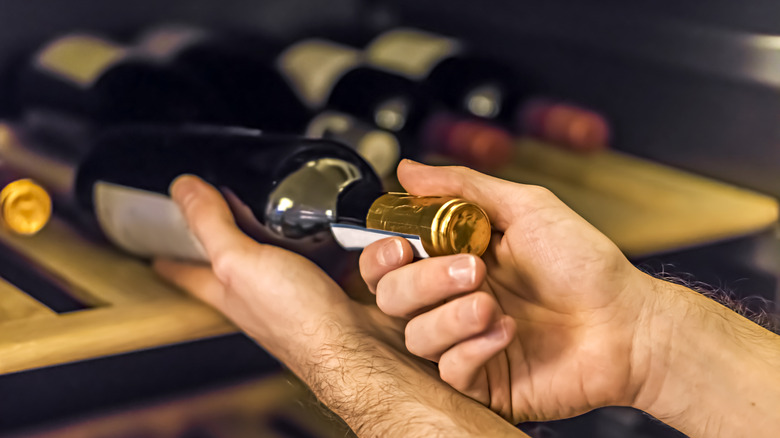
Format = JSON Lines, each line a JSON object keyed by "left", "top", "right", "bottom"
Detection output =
{"left": 422, "top": 113, "right": 513, "bottom": 170}
{"left": 519, "top": 98, "right": 611, "bottom": 152}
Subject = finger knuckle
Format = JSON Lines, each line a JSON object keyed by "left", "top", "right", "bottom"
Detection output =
{"left": 524, "top": 184, "right": 554, "bottom": 201}
{"left": 211, "top": 248, "right": 245, "bottom": 288}
{"left": 470, "top": 292, "right": 498, "bottom": 332}
{"left": 404, "top": 323, "right": 423, "bottom": 356}
{"left": 438, "top": 358, "right": 463, "bottom": 387}
{"left": 374, "top": 277, "right": 397, "bottom": 315}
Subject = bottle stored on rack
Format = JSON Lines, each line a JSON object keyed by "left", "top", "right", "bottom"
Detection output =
{"left": 364, "top": 28, "right": 611, "bottom": 152}
{"left": 277, "top": 38, "right": 512, "bottom": 169}
{"left": 0, "top": 175, "right": 51, "bottom": 236}
{"left": 13, "top": 32, "right": 229, "bottom": 153}
{"left": 68, "top": 125, "right": 490, "bottom": 269}
{"left": 134, "top": 25, "right": 401, "bottom": 179}
{"left": 0, "top": 122, "right": 104, "bottom": 239}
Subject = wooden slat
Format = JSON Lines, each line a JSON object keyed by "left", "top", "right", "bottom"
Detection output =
{"left": 0, "top": 278, "right": 56, "bottom": 322}
{"left": 0, "top": 218, "right": 188, "bottom": 306}
{"left": 484, "top": 139, "right": 778, "bottom": 257}
{"left": 0, "top": 298, "right": 235, "bottom": 374}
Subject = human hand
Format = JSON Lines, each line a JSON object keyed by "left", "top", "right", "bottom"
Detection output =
{"left": 152, "top": 175, "right": 529, "bottom": 438}
{"left": 360, "top": 160, "right": 662, "bottom": 423}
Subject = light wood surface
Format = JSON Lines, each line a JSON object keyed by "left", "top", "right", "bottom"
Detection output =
{"left": 0, "top": 280, "right": 56, "bottom": 322}
{"left": 0, "top": 218, "right": 237, "bottom": 375}
{"left": 491, "top": 139, "right": 778, "bottom": 257}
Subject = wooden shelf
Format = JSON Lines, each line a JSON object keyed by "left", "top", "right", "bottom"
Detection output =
{"left": 0, "top": 218, "right": 236, "bottom": 375}
{"left": 490, "top": 139, "right": 778, "bottom": 257}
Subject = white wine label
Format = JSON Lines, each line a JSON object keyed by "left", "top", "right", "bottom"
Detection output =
{"left": 330, "top": 223, "right": 430, "bottom": 258}
{"left": 94, "top": 182, "right": 208, "bottom": 261}
{"left": 277, "top": 39, "right": 362, "bottom": 108}
{"left": 34, "top": 34, "right": 131, "bottom": 88}
{"left": 366, "top": 28, "right": 461, "bottom": 80}
{"left": 136, "top": 25, "right": 209, "bottom": 60}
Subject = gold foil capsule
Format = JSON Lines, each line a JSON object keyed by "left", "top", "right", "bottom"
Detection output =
{"left": 0, "top": 179, "right": 52, "bottom": 235}
{"left": 366, "top": 192, "right": 491, "bottom": 257}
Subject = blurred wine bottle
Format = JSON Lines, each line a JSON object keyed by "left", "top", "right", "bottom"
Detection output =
{"left": 0, "top": 122, "right": 104, "bottom": 239}
{"left": 134, "top": 24, "right": 401, "bottom": 179}
{"left": 276, "top": 37, "right": 512, "bottom": 169}
{"left": 12, "top": 32, "right": 230, "bottom": 154}
{"left": 365, "top": 28, "right": 611, "bottom": 152}
{"left": 0, "top": 175, "right": 51, "bottom": 236}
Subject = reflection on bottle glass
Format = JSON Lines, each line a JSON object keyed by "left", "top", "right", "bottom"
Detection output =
{"left": 465, "top": 85, "right": 502, "bottom": 119}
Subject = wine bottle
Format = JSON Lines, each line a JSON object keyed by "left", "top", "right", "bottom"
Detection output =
{"left": 0, "top": 122, "right": 103, "bottom": 239}
{"left": 13, "top": 32, "right": 229, "bottom": 153}
{"left": 0, "top": 176, "right": 51, "bottom": 236}
{"left": 277, "top": 38, "right": 512, "bottom": 169}
{"left": 365, "top": 28, "right": 610, "bottom": 152}
{"left": 136, "top": 25, "right": 313, "bottom": 133}
{"left": 135, "top": 25, "right": 402, "bottom": 178}
{"left": 71, "top": 125, "right": 490, "bottom": 268}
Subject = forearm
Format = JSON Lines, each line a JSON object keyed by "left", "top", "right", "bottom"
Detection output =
{"left": 291, "top": 316, "right": 526, "bottom": 438}
{"left": 635, "top": 276, "right": 780, "bottom": 437}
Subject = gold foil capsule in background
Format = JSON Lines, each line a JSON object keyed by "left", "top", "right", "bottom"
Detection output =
{"left": 0, "top": 179, "right": 52, "bottom": 236}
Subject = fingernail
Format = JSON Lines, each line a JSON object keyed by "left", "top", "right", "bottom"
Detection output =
{"left": 448, "top": 255, "right": 476, "bottom": 286}
{"left": 484, "top": 319, "right": 507, "bottom": 342}
{"left": 402, "top": 158, "right": 423, "bottom": 166}
{"left": 378, "top": 238, "right": 404, "bottom": 266}
{"left": 170, "top": 175, "right": 198, "bottom": 202}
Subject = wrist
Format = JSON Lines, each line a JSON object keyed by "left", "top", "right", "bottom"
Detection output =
{"left": 628, "top": 275, "right": 696, "bottom": 417}
{"left": 631, "top": 275, "right": 780, "bottom": 437}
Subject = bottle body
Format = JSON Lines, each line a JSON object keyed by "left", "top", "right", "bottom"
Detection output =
{"left": 365, "top": 28, "right": 519, "bottom": 122}
{"left": 278, "top": 38, "right": 512, "bottom": 169}
{"left": 136, "top": 25, "right": 404, "bottom": 176}
{"left": 366, "top": 28, "right": 611, "bottom": 151}
{"left": 136, "top": 25, "right": 314, "bottom": 133}
{"left": 74, "top": 124, "right": 383, "bottom": 274}
{"left": 14, "top": 33, "right": 228, "bottom": 152}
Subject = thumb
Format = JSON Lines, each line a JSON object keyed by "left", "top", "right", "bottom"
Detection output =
{"left": 169, "top": 174, "right": 253, "bottom": 262}
{"left": 397, "top": 160, "right": 531, "bottom": 231}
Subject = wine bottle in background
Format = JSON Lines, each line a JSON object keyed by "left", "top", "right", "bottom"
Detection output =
{"left": 72, "top": 125, "right": 489, "bottom": 271}
{"left": 277, "top": 38, "right": 512, "bottom": 170}
{"left": 135, "top": 24, "right": 402, "bottom": 178}
{"left": 364, "top": 28, "right": 611, "bottom": 152}
{"left": 0, "top": 122, "right": 104, "bottom": 239}
{"left": 516, "top": 97, "right": 611, "bottom": 153}
{"left": 0, "top": 175, "right": 51, "bottom": 236}
{"left": 136, "top": 24, "right": 313, "bottom": 134}
{"left": 13, "top": 33, "right": 230, "bottom": 154}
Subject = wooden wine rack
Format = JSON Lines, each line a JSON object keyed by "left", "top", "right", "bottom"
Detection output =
{"left": 0, "top": 218, "right": 236, "bottom": 375}
{"left": 0, "top": 139, "right": 778, "bottom": 375}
